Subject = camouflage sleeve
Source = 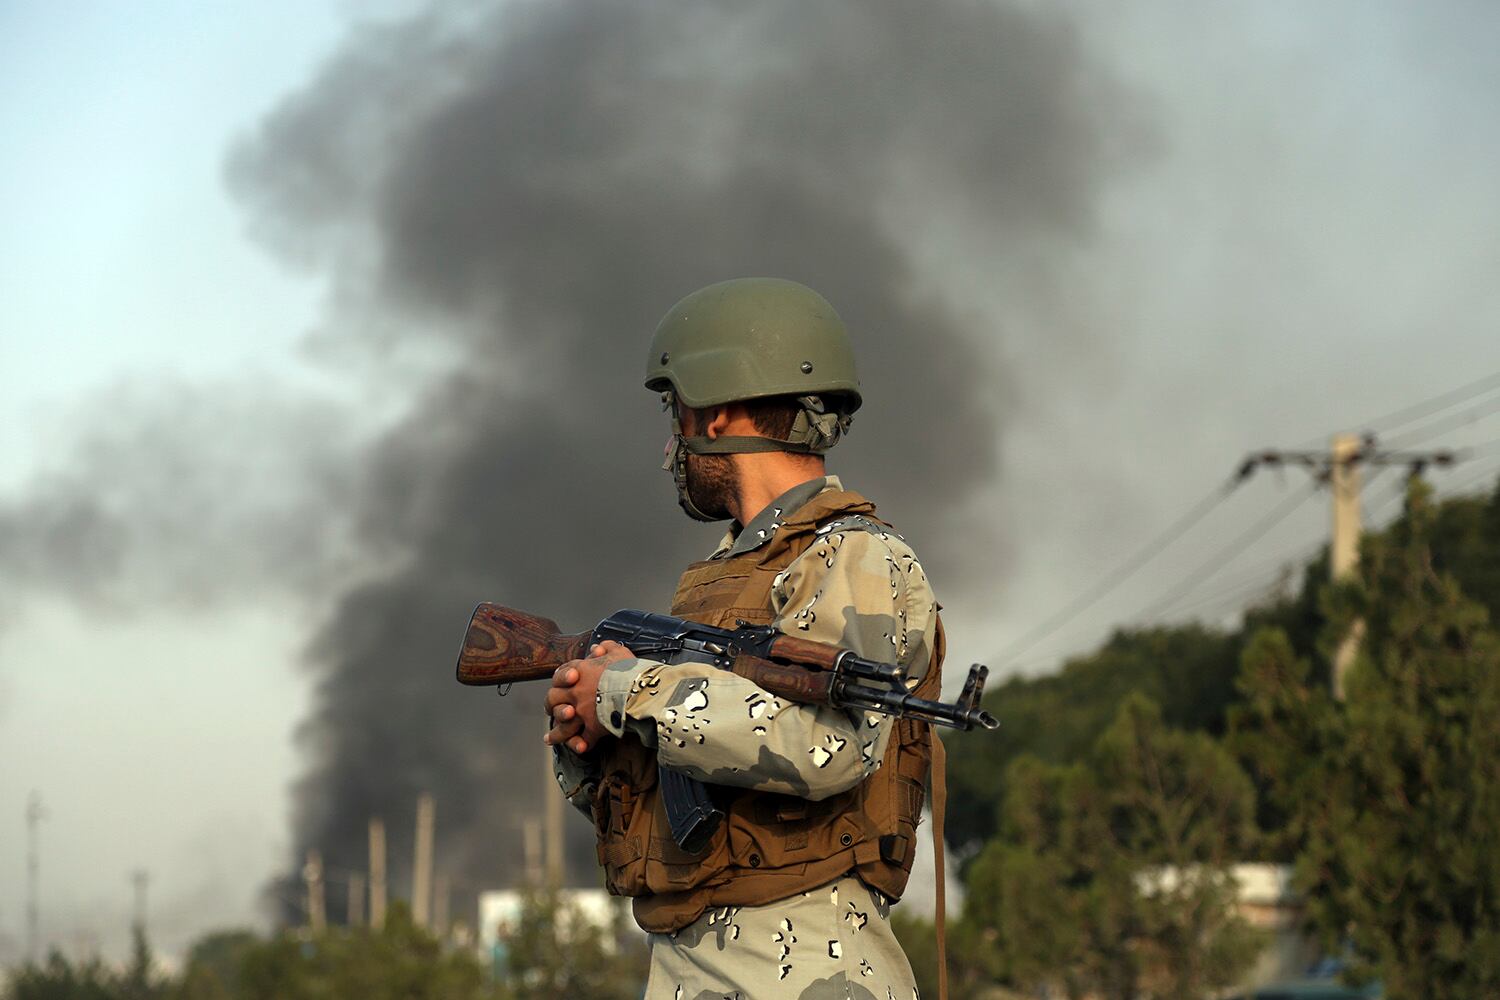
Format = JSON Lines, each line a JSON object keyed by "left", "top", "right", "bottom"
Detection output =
{"left": 551, "top": 745, "right": 600, "bottom": 819}
{"left": 595, "top": 526, "right": 937, "bottom": 800}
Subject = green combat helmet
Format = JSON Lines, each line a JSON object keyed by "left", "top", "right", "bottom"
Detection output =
{"left": 646, "top": 277, "right": 861, "bottom": 521}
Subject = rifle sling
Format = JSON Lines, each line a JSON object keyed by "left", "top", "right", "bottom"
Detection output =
{"left": 931, "top": 727, "right": 948, "bottom": 1000}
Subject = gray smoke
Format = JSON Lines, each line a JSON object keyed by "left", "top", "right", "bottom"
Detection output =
{"left": 0, "top": 377, "right": 357, "bottom": 624}
{"left": 222, "top": 0, "right": 1142, "bottom": 909}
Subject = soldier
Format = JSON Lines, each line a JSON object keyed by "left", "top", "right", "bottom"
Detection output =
{"left": 544, "top": 278, "right": 944, "bottom": 1000}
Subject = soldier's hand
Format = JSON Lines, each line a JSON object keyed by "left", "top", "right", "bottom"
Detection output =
{"left": 543, "top": 640, "right": 634, "bottom": 754}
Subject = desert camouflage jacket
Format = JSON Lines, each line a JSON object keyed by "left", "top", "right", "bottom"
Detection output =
{"left": 554, "top": 475, "right": 938, "bottom": 810}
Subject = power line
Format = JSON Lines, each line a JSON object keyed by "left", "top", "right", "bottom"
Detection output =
{"left": 1151, "top": 546, "right": 1310, "bottom": 618}
{"left": 1363, "top": 458, "right": 1494, "bottom": 529}
{"left": 1461, "top": 437, "right": 1500, "bottom": 458}
{"left": 1001, "top": 538, "right": 1320, "bottom": 673}
{"left": 1149, "top": 537, "right": 1324, "bottom": 620}
{"left": 992, "top": 472, "right": 1250, "bottom": 667}
{"left": 1368, "top": 470, "right": 1415, "bottom": 520}
{"left": 1000, "top": 373, "right": 1500, "bottom": 675}
{"left": 1296, "top": 368, "right": 1500, "bottom": 449}
{"left": 1138, "top": 482, "right": 1320, "bottom": 623}
{"left": 1381, "top": 396, "right": 1500, "bottom": 449}
{"left": 1166, "top": 572, "right": 1291, "bottom": 623}
{"left": 1359, "top": 462, "right": 1395, "bottom": 496}
{"left": 994, "top": 441, "right": 1381, "bottom": 668}
{"left": 1437, "top": 458, "right": 1500, "bottom": 500}
{"left": 1156, "top": 459, "right": 1423, "bottom": 622}
{"left": 1001, "top": 641, "right": 1104, "bottom": 679}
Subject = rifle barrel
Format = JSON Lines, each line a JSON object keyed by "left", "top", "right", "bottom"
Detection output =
{"left": 839, "top": 682, "right": 999, "bottom": 731}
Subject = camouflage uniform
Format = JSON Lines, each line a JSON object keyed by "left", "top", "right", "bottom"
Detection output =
{"left": 555, "top": 475, "right": 935, "bottom": 1000}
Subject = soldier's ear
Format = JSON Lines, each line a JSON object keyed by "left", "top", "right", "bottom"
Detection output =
{"left": 703, "top": 405, "right": 732, "bottom": 441}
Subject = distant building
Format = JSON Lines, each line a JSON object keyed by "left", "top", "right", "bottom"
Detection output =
{"left": 476, "top": 887, "right": 637, "bottom": 975}
{"left": 1135, "top": 863, "right": 1322, "bottom": 989}
{"left": 1229, "top": 864, "right": 1322, "bottom": 987}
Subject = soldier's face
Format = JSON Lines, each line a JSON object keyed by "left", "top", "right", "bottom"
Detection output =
{"left": 674, "top": 405, "right": 739, "bottom": 521}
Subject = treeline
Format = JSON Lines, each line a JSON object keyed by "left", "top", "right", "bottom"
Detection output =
{"left": 3, "top": 898, "right": 647, "bottom": 1000}
{"left": 908, "top": 477, "right": 1500, "bottom": 999}
{"left": 11, "top": 480, "right": 1498, "bottom": 1000}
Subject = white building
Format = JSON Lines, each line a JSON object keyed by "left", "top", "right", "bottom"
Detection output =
{"left": 476, "top": 887, "right": 638, "bottom": 966}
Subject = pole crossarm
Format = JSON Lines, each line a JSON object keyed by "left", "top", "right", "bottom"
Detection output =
{"left": 992, "top": 431, "right": 1474, "bottom": 677}
{"left": 1243, "top": 434, "right": 1464, "bottom": 700}
{"left": 1240, "top": 436, "right": 1463, "bottom": 483}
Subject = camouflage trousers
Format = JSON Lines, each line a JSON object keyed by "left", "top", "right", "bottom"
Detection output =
{"left": 642, "top": 875, "right": 920, "bottom": 1000}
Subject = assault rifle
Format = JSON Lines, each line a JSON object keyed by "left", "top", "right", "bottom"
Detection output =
{"left": 456, "top": 604, "right": 999, "bottom": 852}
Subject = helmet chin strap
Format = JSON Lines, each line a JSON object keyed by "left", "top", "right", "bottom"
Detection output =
{"left": 679, "top": 435, "right": 817, "bottom": 455}
{"left": 659, "top": 390, "right": 853, "bottom": 523}
{"left": 662, "top": 431, "right": 727, "bottom": 523}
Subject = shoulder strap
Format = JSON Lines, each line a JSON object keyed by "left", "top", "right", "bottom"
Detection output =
{"left": 931, "top": 729, "right": 949, "bottom": 1000}
{"left": 779, "top": 488, "right": 877, "bottom": 530}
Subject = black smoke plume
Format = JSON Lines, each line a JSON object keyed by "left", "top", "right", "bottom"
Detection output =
{"left": 0, "top": 377, "right": 356, "bottom": 621}
{"left": 227, "top": 0, "right": 1141, "bottom": 914}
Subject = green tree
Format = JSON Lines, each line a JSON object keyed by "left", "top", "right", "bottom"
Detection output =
{"left": 961, "top": 695, "right": 1262, "bottom": 999}
{"left": 4, "top": 927, "right": 168, "bottom": 1000}
{"left": 1241, "top": 479, "right": 1500, "bottom": 998}
{"left": 892, "top": 908, "right": 1009, "bottom": 1000}
{"left": 234, "top": 903, "right": 496, "bottom": 1000}
{"left": 1424, "top": 478, "right": 1500, "bottom": 614}
{"left": 945, "top": 475, "right": 1500, "bottom": 861}
{"left": 5, "top": 951, "right": 124, "bottom": 1000}
{"left": 1225, "top": 628, "right": 1340, "bottom": 860}
{"left": 945, "top": 625, "right": 1252, "bottom": 852}
{"left": 172, "top": 931, "right": 259, "bottom": 1000}
{"left": 498, "top": 890, "right": 647, "bottom": 1000}
{"left": 118, "top": 927, "right": 165, "bottom": 1000}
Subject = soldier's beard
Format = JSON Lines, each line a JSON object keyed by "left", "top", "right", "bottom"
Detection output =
{"left": 684, "top": 452, "right": 739, "bottom": 522}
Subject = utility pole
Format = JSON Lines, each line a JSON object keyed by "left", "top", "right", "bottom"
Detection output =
{"left": 1329, "top": 434, "right": 1363, "bottom": 580}
{"left": 433, "top": 873, "right": 450, "bottom": 939}
{"left": 544, "top": 747, "right": 564, "bottom": 887}
{"left": 1329, "top": 434, "right": 1365, "bottom": 700}
{"left": 522, "top": 817, "right": 543, "bottom": 886}
{"left": 131, "top": 870, "right": 150, "bottom": 934}
{"left": 413, "top": 794, "right": 435, "bottom": 928}
{"left": 26, "top": 792, "right": 45, "bottom": 963}
{"left": 303, "top": 850, "right": 326, "bottom": 932}
{"left": 1239, "top": 435, "right": 1459, "bottom": 700}
{"left": 369, "top": 818, "right": 387, "bottom": 929}
{"left": 347, "top": 872, "right": 366, "bottom": 928}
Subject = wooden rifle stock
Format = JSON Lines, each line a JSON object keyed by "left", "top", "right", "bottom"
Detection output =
{"left": 455, "top": 603, "right": 835, "bottom": 703}
{"left": 456, "top": 603, "right": 838, "bottom": 705}
{"left": 455, "top": 604, "right": 591, "bottom": 685}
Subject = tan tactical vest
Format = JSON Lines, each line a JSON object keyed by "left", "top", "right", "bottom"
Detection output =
{"left": 591, "top": 488, "right": 946, "bottom": 933}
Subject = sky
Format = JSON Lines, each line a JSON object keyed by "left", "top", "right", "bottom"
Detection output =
{"left": 0, "top": 0, "right": 349, "bottom": 962}
{"left": 2, "top": 0, "right": 1499, "bottom": 965}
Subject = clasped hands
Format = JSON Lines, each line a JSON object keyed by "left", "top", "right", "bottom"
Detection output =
{"left": 542, "top": 640, "right": 635, "bottom": 754}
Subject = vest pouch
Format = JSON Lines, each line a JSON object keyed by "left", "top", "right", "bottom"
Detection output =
{"left": 724, "top": 788, "right": 848, "bottom": 874}
{"left": 594, "top": 770, "right": 649, "bottom": 896}
{"left": 882, "top": 775, "right": 923, "bottom": 869}
{"left": 726, "top": 811, "right": 805, "bottom": 876}
{"left": 892, "top": 727, "right": 932, "bottom": 825}
{"left": 640, "top": 803, "right": 728, "bottom": 891}
{"left": 850, "top": 722, "right": 931, "bottom": 899}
